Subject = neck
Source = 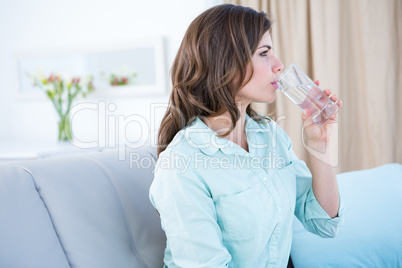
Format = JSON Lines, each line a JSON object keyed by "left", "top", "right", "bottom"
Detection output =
{"left": 202, "top": 104, "right": 249, "bottom": 151}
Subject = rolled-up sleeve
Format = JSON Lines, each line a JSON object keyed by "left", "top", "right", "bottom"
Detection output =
{"left": 289, "top": 146, "right": 344, "bottom": 238}
{"left": 149, "top": 152, "right": 231, "bottom": 267}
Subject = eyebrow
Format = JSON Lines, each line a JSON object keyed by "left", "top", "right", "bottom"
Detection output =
{"left": 258, "top": 45, "right": 272, "bottom": 50}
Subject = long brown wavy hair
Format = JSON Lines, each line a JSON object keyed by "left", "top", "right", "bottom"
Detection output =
{"left": 157, "top": 4, "right": 272, "bottom": 157}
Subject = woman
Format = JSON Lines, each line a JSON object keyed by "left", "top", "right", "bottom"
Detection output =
{"left": 150, "top": 4, "right": 344, "bottom": 267}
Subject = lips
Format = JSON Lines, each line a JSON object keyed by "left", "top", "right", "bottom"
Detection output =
{"left": 271, "top": 80, "right": 279, "bottom": 89}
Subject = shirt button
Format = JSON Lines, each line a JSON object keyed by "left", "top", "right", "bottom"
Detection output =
{"left": 263, "top": 177, "right": 268, "bottom": 181}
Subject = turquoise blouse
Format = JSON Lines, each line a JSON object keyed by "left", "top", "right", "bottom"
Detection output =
{"left": 149, "top": 113, "right": 344, "bottom": 268}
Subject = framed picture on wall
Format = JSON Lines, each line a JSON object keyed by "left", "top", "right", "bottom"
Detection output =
{"left": 14, "top": 36, "right": 167, "bottom": 100}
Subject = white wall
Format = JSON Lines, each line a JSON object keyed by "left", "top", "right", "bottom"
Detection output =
{"left": 0, "top": 0, "right": 222, "bottom": 149}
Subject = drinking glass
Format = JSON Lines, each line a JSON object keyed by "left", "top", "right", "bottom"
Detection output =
{"left": 277, "top": 63, "right": 339, "bottom": 126}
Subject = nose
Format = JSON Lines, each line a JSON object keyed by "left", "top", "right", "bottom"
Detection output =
{"left": 273, "top": 56, "right": 284, "bottom": 73}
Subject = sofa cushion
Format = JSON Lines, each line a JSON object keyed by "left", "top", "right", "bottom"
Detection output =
{"left": 291, "top": 163, "right": 402, "bottom": 267}
{"left": 0, "top": 166, "right": 70, "bottom": 268}
{"left": 0, "top": 146, "right": 166, "bottom": 268}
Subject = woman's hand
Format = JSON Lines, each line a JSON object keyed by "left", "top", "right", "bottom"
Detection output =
{"left": 301, "top": 80, "right": 343, "bottom": 145}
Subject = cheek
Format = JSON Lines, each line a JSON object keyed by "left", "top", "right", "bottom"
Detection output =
{"left": 240, "top": 60, "right": 272, "bottom": 90}
{"left": 253, "top": 61, "right": 271, "bottom": 81}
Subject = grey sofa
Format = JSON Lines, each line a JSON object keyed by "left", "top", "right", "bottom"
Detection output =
{"left": 1, "top": 145, "right": 401, "bottom": 268}
{"left": 0, "top": 146, "right": 166, "bottom": 268}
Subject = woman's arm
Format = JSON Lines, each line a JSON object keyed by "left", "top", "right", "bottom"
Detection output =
{"left": 275, "top": 117, "right": 344, "bottom": 238}
{"left": 307, "top": 144, "right": 340, "bottom": 218}
{"left": 301, "top": 80, "right": 343, "bottom": 219}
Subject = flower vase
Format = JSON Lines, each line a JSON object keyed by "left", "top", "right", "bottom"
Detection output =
{"left": 58, "top": 115, "right": 72, "bottom": 142}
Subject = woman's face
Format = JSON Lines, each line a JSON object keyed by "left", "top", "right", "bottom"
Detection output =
{"left": 236, "top": 31, "right": 284, "bottom": 106}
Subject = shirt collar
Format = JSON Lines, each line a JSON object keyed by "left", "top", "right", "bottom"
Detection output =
{"left": 184, "top": 113, "right": 268, "bottom": 156}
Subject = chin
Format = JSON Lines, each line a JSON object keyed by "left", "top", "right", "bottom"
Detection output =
{"left": 262, "top": 92, "right": 277, "bottom": 103}
{"left": 255, "top": 96, "right": 276, "bottom": 104}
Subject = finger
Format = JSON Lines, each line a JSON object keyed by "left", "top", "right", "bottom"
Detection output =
{"left": 330, "top": 94, "right": 337, "bottom": 102}
{"left": 314, "top": 80, "right": 320, "bottom": 86}
{"left": 302, "top": 108, "right": 311, "bottom": 121}
{"left": 332, "top": 99, "right": 342, "bottom": 118}
{"left": 302, "top": 108, "right": 309, "bottom": 120}
{"left": 337, "top": 99, "right": 343, "bottom": 109}
{"left": 324, "top": 89, "right": 331, "bottom": 96}
{"left": 301, "top": 109, "right": 316, "bottom": 129}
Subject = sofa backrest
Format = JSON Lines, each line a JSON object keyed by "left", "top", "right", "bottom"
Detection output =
{"left": 0, "top": 146, "right": 166, "bottom": 268}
